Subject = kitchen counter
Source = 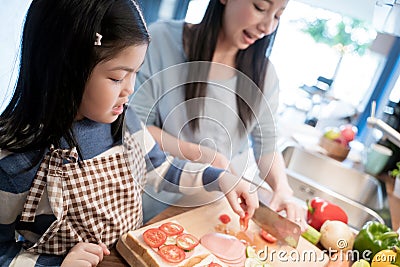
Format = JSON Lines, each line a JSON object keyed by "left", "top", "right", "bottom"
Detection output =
{"left": 96, "top": 176, "right": 399, "bottom": 267}
{"left": 98, "top": 204, "right": 350, "bottom": 267}
{"left": 97, "top": 123, "right": 399, "bottom": 266}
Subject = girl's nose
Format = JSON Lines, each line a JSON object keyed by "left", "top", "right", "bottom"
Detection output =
{"left": 122, "top": 79, "right": 134, "bottom": 97}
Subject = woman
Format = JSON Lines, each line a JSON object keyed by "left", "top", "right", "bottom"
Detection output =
{"left": 131, "top": 0, "right": 307, "bottom": 228}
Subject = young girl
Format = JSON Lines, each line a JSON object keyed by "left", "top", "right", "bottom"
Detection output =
{"left": 131, "top": 0, "right": 307, "bottom": 228}
{"left": 0, "top": 0, "right": 257, "bottom": 266}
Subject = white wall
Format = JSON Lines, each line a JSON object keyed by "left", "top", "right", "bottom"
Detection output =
{"left": 0, "top": 0, "right": 31, "bottom": 112}
{"left": 294, "top": 0, "right": 376, "bottom": 22}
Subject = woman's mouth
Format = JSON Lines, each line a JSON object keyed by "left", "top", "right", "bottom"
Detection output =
{"left": 243, "top": 30, "right": 256, "bottom": 45}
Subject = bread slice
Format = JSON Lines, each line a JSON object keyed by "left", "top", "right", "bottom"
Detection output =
{"left": 123, "top": 222, "right": 227, "bottom": 267}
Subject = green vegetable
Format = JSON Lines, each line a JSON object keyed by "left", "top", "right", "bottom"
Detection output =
{"left": 389, "top": 162, "right": 400, "bottom": 177}
{"left": 246, "top": 246, "right": 258, "bottom": 259}
{"left": 244, "top": 258, "right": 272, "bottom": 267}
{"left": 245, "top": 246, "right": 272, "bottom": 267}
{"left": 353, "top": 221, "right": 400, "bottom": 260}
{"left": 301, "top": 225, "right": 321, "bottom": 245}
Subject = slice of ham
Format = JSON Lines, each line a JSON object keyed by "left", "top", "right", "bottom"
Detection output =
{"left": 219, "top": 252, "right": 246, "bottom": 266}
{"left": 200, "top": 233, "right": 246, "bottom": 263}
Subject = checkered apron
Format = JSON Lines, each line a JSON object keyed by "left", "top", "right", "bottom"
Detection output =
{"left": 19, "top": 133, "right": 146, "bottom": 255}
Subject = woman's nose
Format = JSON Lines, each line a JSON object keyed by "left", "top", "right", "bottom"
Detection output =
{"left": 258, "top": 16, "right": 277, "bottom": 36}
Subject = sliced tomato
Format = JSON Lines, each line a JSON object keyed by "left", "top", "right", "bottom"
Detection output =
{"left": 158, "top": 245, "right": 186, "bottom": 263}
{"left": 176, "top": 233, "right": 199, "bottom": 251}
{"left": 159, "top": 222, "right": 184, "bottom": 236}
{"left": 208, "top": 263, "right": 223, "bottom": 267}
{"left": 260, "top": 229, "right": 277, "bottom": 243}
{"left": 239, "top": 212, "right": 250, "bottom": 231}
{"left": 143, "top": 228, "right": 167, "bottom": 248}
{"left": 219, "top": 214, "right": 231, "bottom": 224}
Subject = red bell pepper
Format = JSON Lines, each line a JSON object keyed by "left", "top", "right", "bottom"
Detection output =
{"left": 307, "top": 197, "right": 348, "bottom": 230}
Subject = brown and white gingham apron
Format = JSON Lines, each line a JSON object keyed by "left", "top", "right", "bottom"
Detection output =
{"left": 19, "top": 133, "right": 146, "bottom": 255}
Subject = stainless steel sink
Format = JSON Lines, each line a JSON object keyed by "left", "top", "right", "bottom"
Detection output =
{"left": 285, "top": 169, "right": 384, "bottom": 230}
{"left": 281, "top": 145, "right": 384, "bottom": 210}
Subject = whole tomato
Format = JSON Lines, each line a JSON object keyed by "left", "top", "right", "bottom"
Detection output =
{"left": 340, "top": 125, "right": 357, "bottom": 143}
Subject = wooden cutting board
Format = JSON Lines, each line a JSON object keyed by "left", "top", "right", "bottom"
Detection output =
{"left": 117, "top": 198, "right": 329, "bottom": 267}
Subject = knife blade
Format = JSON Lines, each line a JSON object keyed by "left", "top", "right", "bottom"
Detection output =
{"left": 252, "top": 202, "right": 301, "bottom": 248}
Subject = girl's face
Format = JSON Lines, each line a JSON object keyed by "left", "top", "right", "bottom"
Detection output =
{"left": 220, "top": 0, "right": 288, "bottom": 50}
{"left": 76, "top": 44, "right": 147, "bottom": 123}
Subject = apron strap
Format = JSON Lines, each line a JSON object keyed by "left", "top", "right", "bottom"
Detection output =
{"left": 20, "top": 147, "right": 78, "bottom": 222}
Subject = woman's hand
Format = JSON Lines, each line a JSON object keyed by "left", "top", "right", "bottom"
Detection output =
{"left": 269, "top": 191, "right": 308, "bottom": 232}
{"left": 218, "top": 172, "right": 259, "bottom": 219}
{"left": 61, "top": 242, "right": 110, "bottom": 267}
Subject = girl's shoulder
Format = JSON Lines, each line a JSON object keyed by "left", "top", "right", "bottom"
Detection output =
{"left": 0, "top": 149, "right": 41, "bottom": 192}
{"left": 0, "top": 149, "right": 12, "bottom": 160}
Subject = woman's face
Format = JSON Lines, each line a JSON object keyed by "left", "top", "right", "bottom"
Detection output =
{"left": 76, "top": 44, "right": 147, "bottom": 123}
{"left": 220, "top": 0, "right": 288, "bottom": 50}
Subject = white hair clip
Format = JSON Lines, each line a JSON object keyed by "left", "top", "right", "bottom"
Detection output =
{"left": 94, "top": 32, "right": 102, "bottom": 46}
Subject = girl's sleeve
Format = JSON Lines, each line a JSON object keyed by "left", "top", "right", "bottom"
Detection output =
{"left": 0, "top": 199, "right": 63, "bottom": 267}
{"left": 0, "top": 240, "right": 63, "bottom": 267}
{"left": 0, "top": 158, "right": 63, "bottom": 266}
{"left": 124, "top": 106, "right": 224, "bottom": 195}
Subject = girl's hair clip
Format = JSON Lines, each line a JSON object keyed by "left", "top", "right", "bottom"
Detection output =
{"left": 94, "top": 32, "right": 102, "bottom": 46}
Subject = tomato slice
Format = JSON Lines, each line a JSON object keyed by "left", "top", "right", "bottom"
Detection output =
{"left": 158, "top": 245, "right": 186, "bottom": 263}
{"left": 159, "top": 222, "right": 184, "bottom": 236}
{"left": 176, "top": 233, "right": 199, "bottom": 251}
{"left": 260, "top": 229, "right": 277, "bottom": 243}
{"left": 208, "top": 263, "right": 223, "bottom": 267}
{"left": 219, "top": 214, "right": 231, "bottom": 224}
{"left": 143, "top": 228, "right": 167, "bottom": 248}
{"left": 239, "top": 212, "right": 250, "bottom": 231}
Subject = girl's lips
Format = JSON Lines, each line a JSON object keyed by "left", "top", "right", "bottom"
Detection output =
{"left": 112, "top": 105, "right": 124, "bottom": 115}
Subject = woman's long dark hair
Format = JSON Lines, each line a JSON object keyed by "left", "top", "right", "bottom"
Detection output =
{"left": 0, "top": 0, "right": 150, "bottom": 157}
{"left": 184, "top": 0, "right": 277, "bottom": 134}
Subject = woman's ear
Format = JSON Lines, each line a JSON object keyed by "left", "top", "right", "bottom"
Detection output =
{"left": 219, "top": 0, "right": 227, "bottom": 5}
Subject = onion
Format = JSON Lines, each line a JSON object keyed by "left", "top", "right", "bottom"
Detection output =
{"left": 320, "top": 220, "right": 355, "bottom": 251}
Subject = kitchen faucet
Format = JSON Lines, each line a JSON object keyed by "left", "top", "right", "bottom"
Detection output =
{"left": 367, "top": 101, "right": 400, "bottom": 148}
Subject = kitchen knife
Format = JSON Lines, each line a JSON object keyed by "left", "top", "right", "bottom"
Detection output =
{"left": 252, "top": 202, "right": 301, "bottom": 248}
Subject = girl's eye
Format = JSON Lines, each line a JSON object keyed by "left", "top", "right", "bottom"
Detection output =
{"left": 254, "top": 4, "right": 265, "bottom": 12}
{"left": 110, "top": 78, "right": 123, "bottom": 83}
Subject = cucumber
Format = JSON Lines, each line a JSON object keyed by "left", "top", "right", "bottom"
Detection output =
{"left": 244, "top": 258, "right": 272, "bottom": 267}
{"left": 246, "top": 246, "right": 258, "bottom": 258}
{"left": 301, "top": 225, "right": 321, "bottom": 245}
{"left": 244, "top": 258, "right": 264, "bottom": 267}
{"left": 245, "top": 247, "right": 272, "bottom": 267}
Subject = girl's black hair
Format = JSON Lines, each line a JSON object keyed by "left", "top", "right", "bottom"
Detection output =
{"left": 0, "top": 0, "right": 150, "bottom": 157}
{"left": 184, "top": 0, "right": 277, "bottom": 134}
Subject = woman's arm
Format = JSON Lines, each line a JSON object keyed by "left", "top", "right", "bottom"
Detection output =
{"left": 257, "top": 152, "right": 307, "bottom": 230}
{"left": 257, "top": 152, "right": 292, "bottom": 196}
{"left": 147, "top": 125, "right": 235, "bottom": 173}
